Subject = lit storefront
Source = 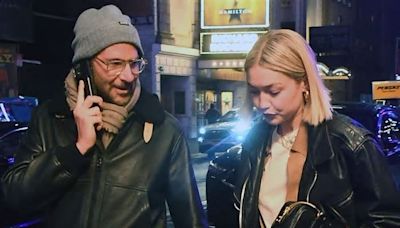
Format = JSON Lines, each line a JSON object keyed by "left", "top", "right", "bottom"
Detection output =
{"left": 197, "top": 0, "right": 270, "bottom": 126}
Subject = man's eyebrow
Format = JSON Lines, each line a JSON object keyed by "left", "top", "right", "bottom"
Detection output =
{"left": 107, "top": 58, "right": 141, "bottom": 62}
{"left": 106, "top": 58, "right": 124, "bottom": 61}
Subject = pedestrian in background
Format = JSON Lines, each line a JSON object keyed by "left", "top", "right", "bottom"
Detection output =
{"left": 205, "top": 103, "right": 221, "bottom": 124}
{"left": 235, "top": 29, "right": 400, "bottom": 227}
{"left": 2, "top": 5, "right": 207, "bottom": 227}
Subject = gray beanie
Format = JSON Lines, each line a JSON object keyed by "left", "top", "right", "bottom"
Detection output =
{"left": 71, "top": 5, "right": 144, "bottom": 63}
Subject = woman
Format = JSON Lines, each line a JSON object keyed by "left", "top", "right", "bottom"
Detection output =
{"left": 234, "top": 29, "right": 400, "bottom": 228}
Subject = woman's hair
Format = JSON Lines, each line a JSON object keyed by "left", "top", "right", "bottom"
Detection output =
{"left": 244, "top": 29, "right": 332, "bottom": 126}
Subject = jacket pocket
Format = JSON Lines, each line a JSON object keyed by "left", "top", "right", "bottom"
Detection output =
{"left": 328, "top": 190, "right": 354, "bottom": 226}
{"left": 332, "top": 190, "right": 354, "bottom": 209}
{"left": 100, "top": 185, "right": 152, "bottom": 228}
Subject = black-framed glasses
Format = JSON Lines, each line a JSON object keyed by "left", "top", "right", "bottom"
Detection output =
{"left": 95, "top": 57, "right": 147, "bottom": 75}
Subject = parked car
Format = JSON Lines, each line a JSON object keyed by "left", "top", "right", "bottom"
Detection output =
{"left": 0, "top": 96, "right": 37, "bottom": 166}
{"left": 0, "top": 96, "right": 36, "bottom": 134}
{"left": 206, "top": 102, "right": 400, "bottom": 227}
{"left": 332, "top": 102, "right": 400, "bottom": 159}
{"left": 0, "top": 96, "right": 41, "bottom": 227}
{"left": 206, "top": 145, "right": 241, "bottom": 228}
{"left": 198, "top": 108, "right": 260, "bottom": 159}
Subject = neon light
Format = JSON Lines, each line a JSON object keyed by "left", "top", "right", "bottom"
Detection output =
{"left": 206, "top": 33, "right": 260, "bottom": 53}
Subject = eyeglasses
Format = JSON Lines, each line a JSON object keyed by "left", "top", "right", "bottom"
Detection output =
{"left": 95, "top": 57, "right": 147, "bottom": 75}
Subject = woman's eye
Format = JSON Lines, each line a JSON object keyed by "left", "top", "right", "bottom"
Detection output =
{"left": 270, "top": 91, "right": 280, "bottom": 96}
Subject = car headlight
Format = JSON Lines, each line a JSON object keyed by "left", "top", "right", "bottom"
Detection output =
{"left": 231, "top": 120, "right": 251, "bottom": 140}
{"left": 199, "top": 127, "right": 206, "bottom": 135}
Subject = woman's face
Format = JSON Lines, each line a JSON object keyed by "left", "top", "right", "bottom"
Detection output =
{"left": 247, "top": 65, "right": 306, "bottom": 129}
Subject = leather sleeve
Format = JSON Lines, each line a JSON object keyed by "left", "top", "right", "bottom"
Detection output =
{"left": 1, "top": 105, "right": 90, "bottom": 212}
{"left": 166, "top": 133, "right": 208, "bottom": 228}
{"left": 352, "top": 137, "right": 400, "bottom": 227}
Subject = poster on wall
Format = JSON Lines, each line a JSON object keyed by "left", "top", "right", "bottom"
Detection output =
{"left": 201, "top": 0, "right": 269, "bottom": 29}
{"left": 0, "top": 44, "right": 19, "bottom": 97}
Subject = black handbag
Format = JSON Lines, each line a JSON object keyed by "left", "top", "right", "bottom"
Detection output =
{"left": 270, "top": 201, "right": 348, "bottom": 228}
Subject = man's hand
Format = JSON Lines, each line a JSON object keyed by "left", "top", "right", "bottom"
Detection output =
{"left": 74, "top": 80, "right": 103, "bottom": 154}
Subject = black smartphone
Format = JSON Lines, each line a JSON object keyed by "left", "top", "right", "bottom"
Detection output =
{"left": 73, "top": 60, "right": 96, "bottom": 97}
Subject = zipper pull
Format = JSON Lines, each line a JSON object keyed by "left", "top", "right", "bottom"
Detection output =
{"left": 96, "top": 156, "right": 103, "bottom": 168}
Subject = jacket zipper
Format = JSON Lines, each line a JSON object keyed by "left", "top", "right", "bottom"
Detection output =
{"left": 96, "top": 156, "right": 103, "bottom": 168}
{"left": 275, "top": 201, "right": 323, "bottom": 223}
{"left": 239, "top": 177, "right": 249, "bottom": 228}
{"left": 86, "top": 154, "right": 103, "bottom": 227}
{"left": 306, "top": 170, "right": 318, "bottom": 202}
{"left": 336, "top": 191, "right": 353, "bottom": 208}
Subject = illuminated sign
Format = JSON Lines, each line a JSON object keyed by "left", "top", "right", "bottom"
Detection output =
{"left": 198, "top": 59, "right": 245, "bottom": 69}
{"left": 317, "top": 62, "right": 330, "bottom": 76}
{"left": 201, "top": 0, "right": 269, "bottom": 29}
{"left": 332, "top": 67, "right": 351, "bottom": 76}
{"left": 0, "top": 53, "right": 13, "bottom": 63}
{"left": 372, "top": 81, "right": 400, "bottom": 100}
{"left": 201, "top": 32, "right": 264, "bottom": 54}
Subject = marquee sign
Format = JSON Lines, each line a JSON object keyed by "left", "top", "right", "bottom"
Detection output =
{"left": 201, "top": 0, "right": 269, "bottom": 29}
{"left": 200, "top": 31, "right": 264, "bottom": 54}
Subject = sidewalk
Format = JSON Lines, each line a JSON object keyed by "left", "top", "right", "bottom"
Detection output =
{"left": 188, "top": 138, "right": 210, "bottom": 160}
{"left": 188, "top": 138, "right": 199, "bottom": 154}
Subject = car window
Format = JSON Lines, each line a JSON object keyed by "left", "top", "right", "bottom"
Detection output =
{"left": 0, "top": 96, "right": 38, "bottom": 123}
{"left": 0, "top": 128, "right": 27, "bottom": 165}
{"left": 0, "top": 103, "right": 16, "bottom": 122}
{"left": 217, "top": 110, "right": 240, "bottom": 122}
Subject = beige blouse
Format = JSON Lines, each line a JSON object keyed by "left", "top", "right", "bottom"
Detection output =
{"left": 258, "top": 123, "right": 308, "bottom": 227}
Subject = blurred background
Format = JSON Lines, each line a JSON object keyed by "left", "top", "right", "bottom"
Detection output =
{"left": 0, "top": 0, "right": 399, "bottom": 139}
{"left": 1, "top": 1, "right": 400, "bottom": 227}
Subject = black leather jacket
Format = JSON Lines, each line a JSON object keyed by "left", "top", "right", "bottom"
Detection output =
{"left": 2, "top": 89, "right": 207, "bottom": 228}
{"left": 234, "top": 113, "right": 400, "bottom": 228}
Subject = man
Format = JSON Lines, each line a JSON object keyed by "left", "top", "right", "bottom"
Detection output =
{"left": 2, "top": 5, "right": 207, "bottom": 227}
{"left": 205, "top": 103, "right": 221, "bottom": 124}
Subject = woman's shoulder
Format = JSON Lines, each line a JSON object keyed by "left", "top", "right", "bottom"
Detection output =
{"left": 328, "top": 113, "right": 371, "bottom": 134}
{"left": 326, "top": 112, "right": 374, "bottom": 148}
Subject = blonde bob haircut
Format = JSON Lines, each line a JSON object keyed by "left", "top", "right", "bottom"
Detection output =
{"left": 244, "top": 29, "right": 333, "bottom": 126}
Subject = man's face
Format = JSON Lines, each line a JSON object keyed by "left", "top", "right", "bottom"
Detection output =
{"left": 91, "top": 43, "right": 140, "bottom": 106}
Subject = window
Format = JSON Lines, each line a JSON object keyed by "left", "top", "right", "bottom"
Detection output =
{"left": 174, "top": 91, "right": 185, "bottom": 114}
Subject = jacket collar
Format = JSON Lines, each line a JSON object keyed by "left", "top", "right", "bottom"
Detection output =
{"left": 307, "top": 120, "right": 335, "bottom": 167}
{"left": 48, "top": 87, "right": 165, "bottom": 125}
{"left": 291, "top": 121, "right": 308, "bottom": 157}
{"left": 242, "top": 119, "right": 335, "bottom": 168}
{"left": 133, "top": 88, "right": 165, "bottom": 125}
{"left": 236, "top": 119, "right": 337, "bottom": 226}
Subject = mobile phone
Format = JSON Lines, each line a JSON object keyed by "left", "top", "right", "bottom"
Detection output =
{"left": 73, "top": 60, "right": 96, "bottom": 97}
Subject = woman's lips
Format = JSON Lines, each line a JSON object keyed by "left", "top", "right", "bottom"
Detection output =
{"left": 264, "top": 113, "right": 277, "bottom": 119}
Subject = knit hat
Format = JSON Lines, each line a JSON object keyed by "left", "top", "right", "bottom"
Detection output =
{"left": 71, "top": 5, "right": 143, "bottom": 63}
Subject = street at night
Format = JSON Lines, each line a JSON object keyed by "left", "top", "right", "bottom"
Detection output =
{"left": 167, "top": 147, "right": 210, "bottom": 228}
{"left": 1, "top": 0, "right": 400, "bottom": 227}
